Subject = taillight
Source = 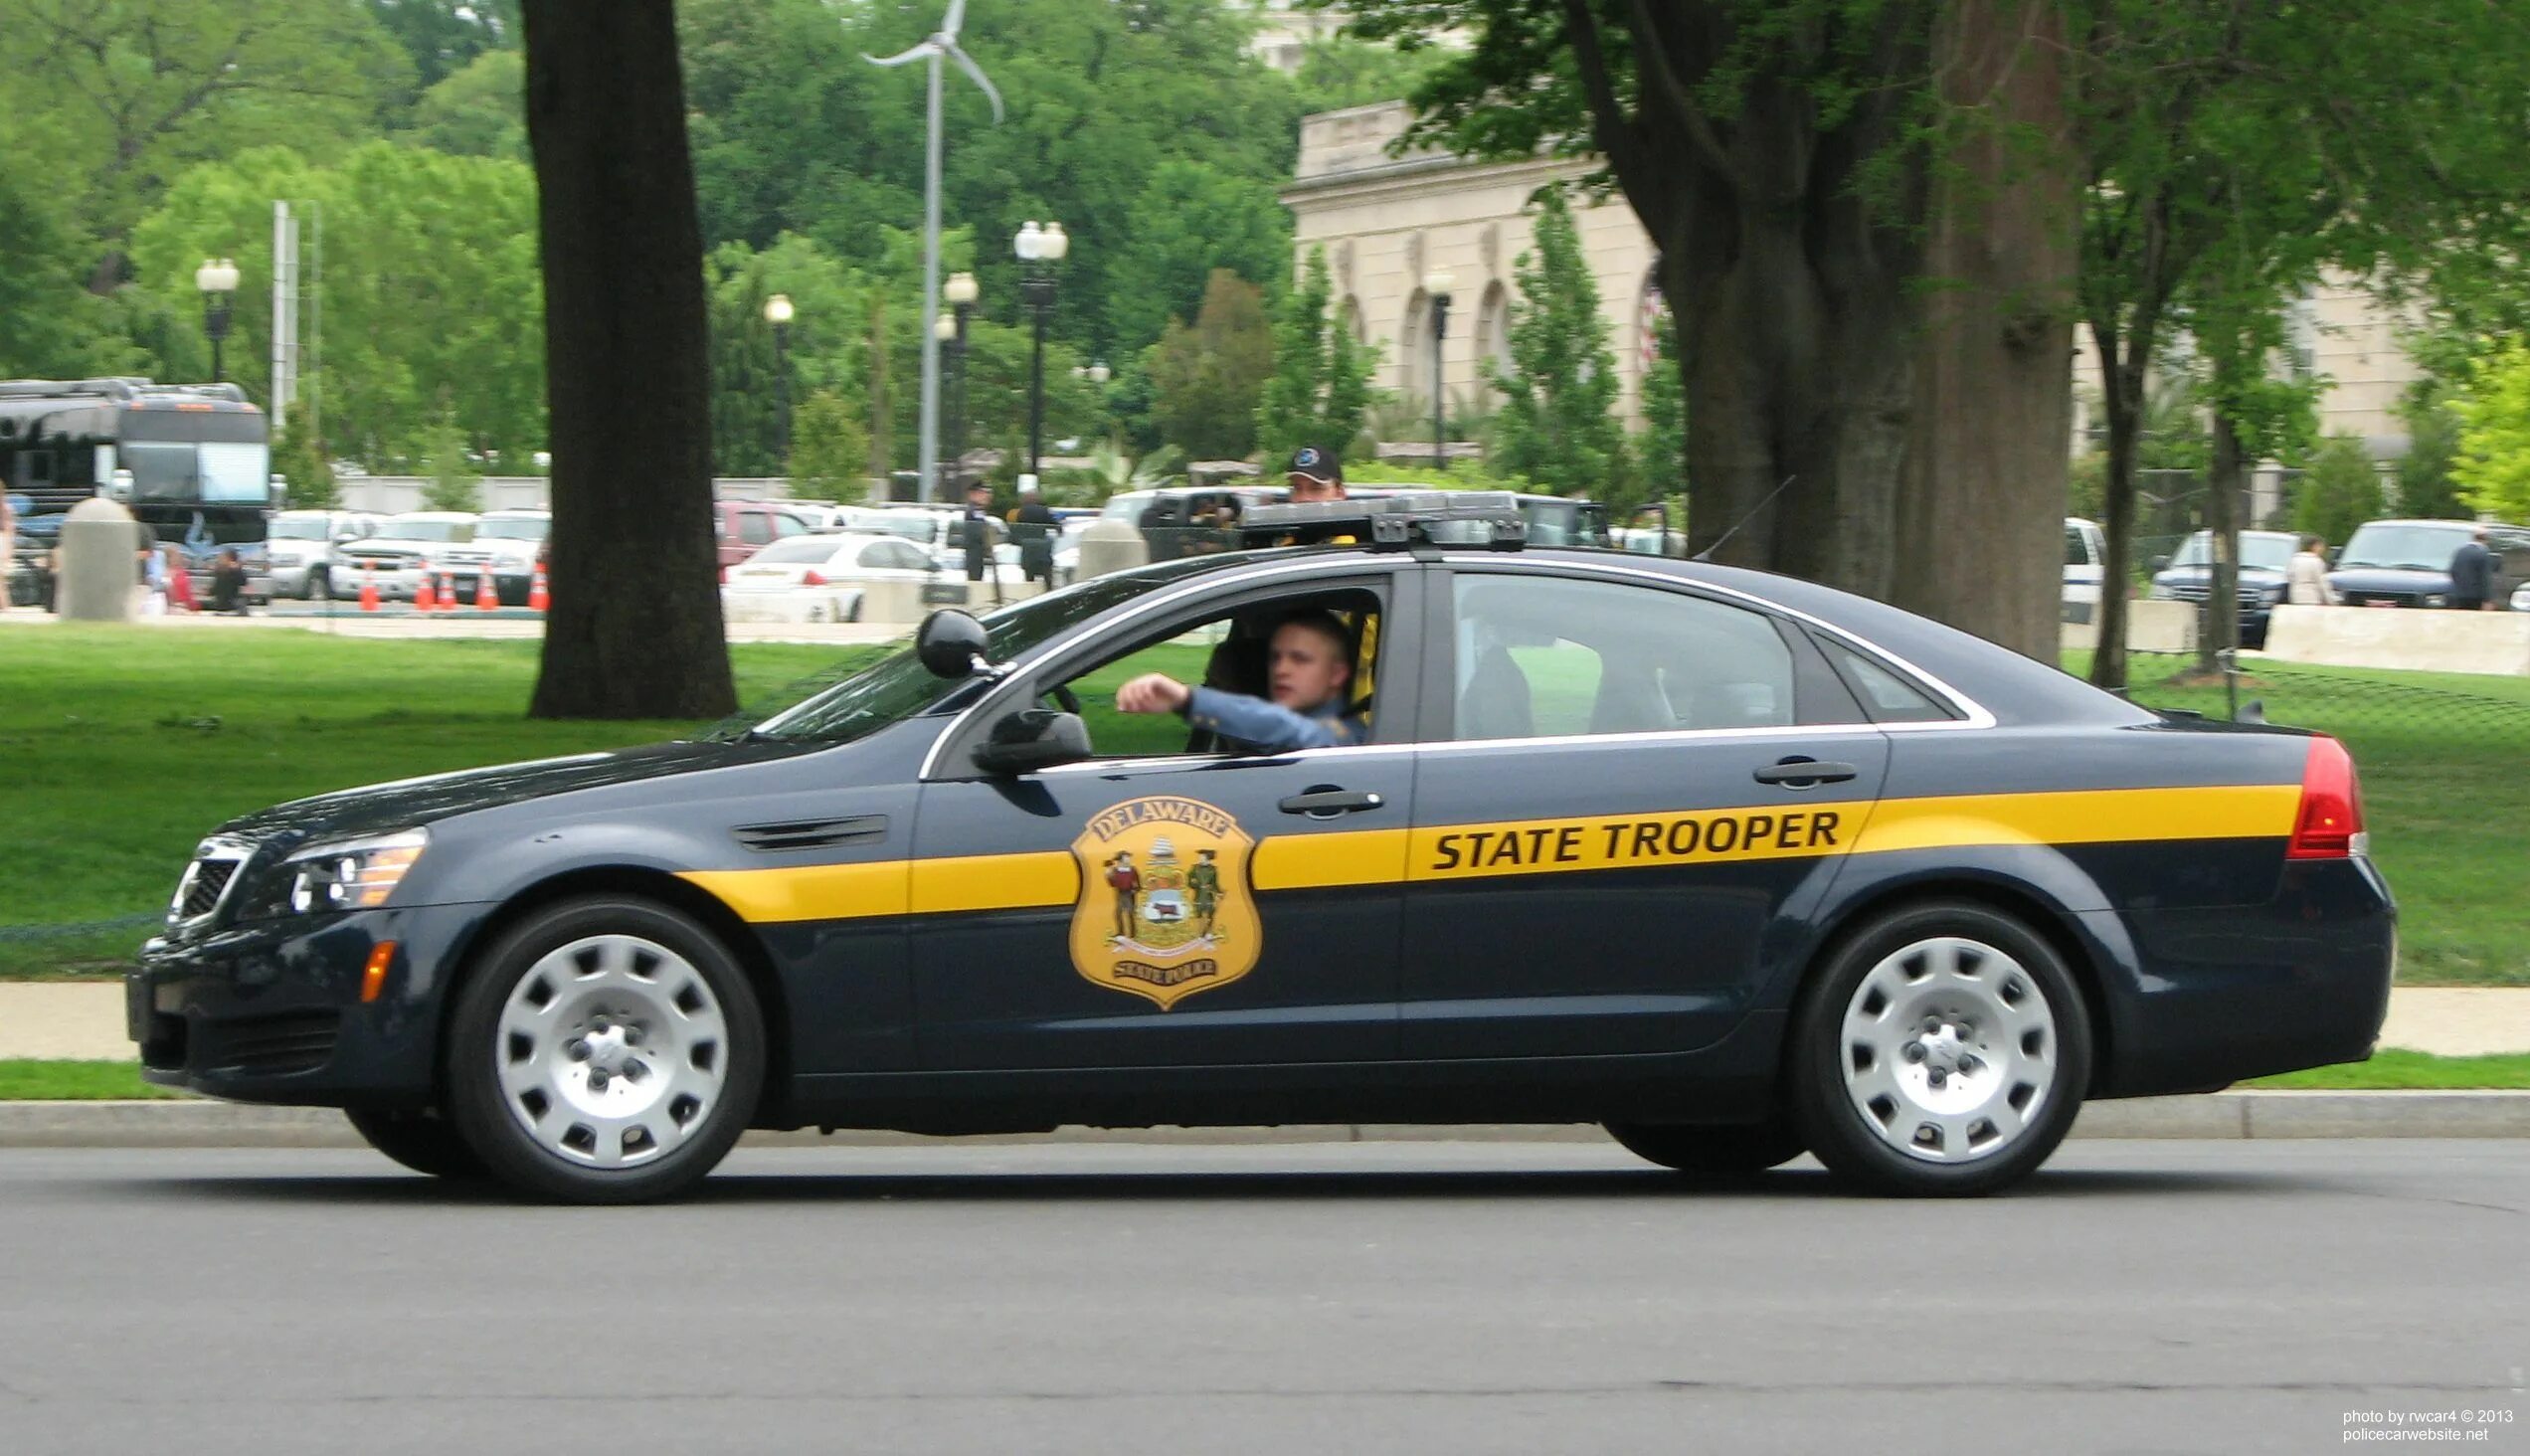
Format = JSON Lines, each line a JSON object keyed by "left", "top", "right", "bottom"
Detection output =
{"left": 802, "top": 570, "right": 827, "bottom": 587}
{"left": 2286, "top": 735, "right": 2365, "bottom": 859}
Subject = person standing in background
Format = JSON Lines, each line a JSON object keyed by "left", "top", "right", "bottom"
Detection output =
{"left": 2447, "top": 527, "right": 2497, "bottom": 612}
{"left": 2287, "top": 535, "right": 2336, "bottom": 606}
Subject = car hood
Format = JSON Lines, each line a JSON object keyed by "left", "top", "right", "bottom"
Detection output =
{"left": 218, "top": 738, "right": 813, "bottom": 844}
{"left": 2155, "top": 565, "right": 2287, "bottom": 586}
{"left": 2328, "top": 566, "right": 2451, "bottom": 589}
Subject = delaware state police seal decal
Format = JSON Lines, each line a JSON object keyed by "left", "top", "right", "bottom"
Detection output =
{"left": 1067, "top": 795, "right": 1259, "bottom": 1009}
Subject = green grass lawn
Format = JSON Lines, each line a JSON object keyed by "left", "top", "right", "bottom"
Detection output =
{"left": 0, "top": 1060, "right": 178, "bottom": 1099}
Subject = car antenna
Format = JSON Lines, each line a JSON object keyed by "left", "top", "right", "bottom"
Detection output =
{"left": 1692, "top": 476, "right": 1796, "bottom": 563}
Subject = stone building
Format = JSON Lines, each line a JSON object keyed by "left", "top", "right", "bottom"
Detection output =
{"left": 1285, "top": 99, "right": 2423, "bottom": 463}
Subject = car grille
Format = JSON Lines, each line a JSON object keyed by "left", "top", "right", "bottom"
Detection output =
{"left": 2343, "top": 591, "right": 2421, "bottom": 608}
{"left": 342, "top": 549, "right": 420, "bottom": 569}
{"left": 2161, "top": 584, "right": 2265, "bottom": 607}
{"left": 169, "top": 839, "right": 252, "bottom": 928}
{"left": 194, "top": 1009, "right": 341, "bottom": 1078}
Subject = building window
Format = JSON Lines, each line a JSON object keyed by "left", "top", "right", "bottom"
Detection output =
{"left": 1400, "top": 288, "right": 1430, "bottom": 406}
{"left": 1477, "top": 282, "right": 1512, "bottom": 396}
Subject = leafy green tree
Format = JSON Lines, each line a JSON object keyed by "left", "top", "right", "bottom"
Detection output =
{"left": 789, "top": 390, "right": 870, "bottom": 504}
{"left": 2396, "top": 384, "right": 2472, "bottom": 520}
{"left": 1150, "top": 272, "right": 1275, "bottom": 461}
{"left": 271, "top": 404, "right": 339, "bottom": 510}
{"left": 369, "top": 0, "right": 514, "bottom": 99}
{"left": 403, "top": 49, "right": 528, "bottom": 161}
{"left": 1486, "top": 190, "right": 1624, "bottom": 501}
{"left": 0, "top": 114, "right": 127, "bottom": 377}
{"left": 419, "top": 419, "right": 482, "bottom": 512}
{"left": 4, "top": 0, "right": 409, "bottom": 281}
{"left": 2294, "top": 434, "right": 2390, "bottom": 547}
{"left": 1292, "top": 36, "right": 1448, "bottom": 113}
{"left": 1257, "top": 247, "right": 1373, "bottom": 462}
{"left": 1105, "top": 162, "right": 1292, "bottom": 356}
{"left": 125, "top": 143, "right": 545, "bottom": 465}
{"left": 1633, "top": 311, "right": 1686, "bottom": 502}
{"left": 2453, "top": 343, "right": 2530, "bottom": 521}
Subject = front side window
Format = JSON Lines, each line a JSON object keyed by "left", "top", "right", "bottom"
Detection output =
{"left": 1449, "top": 575, "right": 1797, "bottom": 741}
{"left": 739, "top": 513, "right": 776, "bottom": 546}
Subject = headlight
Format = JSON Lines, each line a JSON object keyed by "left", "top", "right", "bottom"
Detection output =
{"left": 279, "top": 829, "right": 430, "bottom": 915}
{"left": 2148, "top": 584, "right": 2176, "bottom": 600}
{"left": 2261, "top": 585, "right": 2285, "bottom": 602}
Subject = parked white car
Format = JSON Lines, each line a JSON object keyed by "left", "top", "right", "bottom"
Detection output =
{"left": 264, "top": 509, "right": 381, "bottom": 600}
{"left": 719, "top": 531, "right": 942, "bottom": 624}
{"left": 2064, "top": 516, "right": 2106, "bottom": 625}
{"left": 435, "top": 508, "right": 549, "bottom": 606}
{"left": 329, "top": 511, "right": 478, "bottom": 601}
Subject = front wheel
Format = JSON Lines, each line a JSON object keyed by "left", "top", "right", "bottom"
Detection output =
{"left": 344, "top": 1105, "right": 484, "bottom": 1179}
{"left": 445, "top": 896, "right": 766, "bottom": 1204}
{"left": 1790, "top": 901, "right": 2091, "bottom": 1196}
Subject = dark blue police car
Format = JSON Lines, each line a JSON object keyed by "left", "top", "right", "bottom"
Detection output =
{"left": 133, "top": 495, "right": 2395, "bottom": 1202}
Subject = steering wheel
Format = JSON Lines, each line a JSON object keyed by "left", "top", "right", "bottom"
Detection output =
{"left": 1043, "top": 683, "right": 1082, "bottom": 716}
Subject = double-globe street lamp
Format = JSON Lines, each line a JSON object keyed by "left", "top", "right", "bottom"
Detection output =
{"left": 1013, "top": 220, "right": 1071, "bottom": 480}
{"left": 1424, "top": 267, "right": 1456, "bottom": 473}
{"left": 937, "top": 271, "right": 979, "bottom": 490}
{"left": 195, "top": 258, "right": 241, "bottom": 383}
{"left": 763, "top": 292, "right": 796, "bottom": 470}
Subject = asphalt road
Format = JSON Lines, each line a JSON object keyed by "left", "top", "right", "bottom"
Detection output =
{"left": 2, "top": 1141, "right": 2523, "bottom": 1455}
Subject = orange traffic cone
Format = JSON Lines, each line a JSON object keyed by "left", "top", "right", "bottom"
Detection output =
{"left": 414, "top": 571, "right": 436, "bottom": 612}
{"left": 359, "top": 563, "right": 379, "bottom": 613}
{"left": 439, "top": 571, "right": 459, "bottom": 614}
{"left": 527, "top": 567, "right": 549, "bottom": 614}
{"left": 475, "top": 570, "right": 497, "bottom": 611}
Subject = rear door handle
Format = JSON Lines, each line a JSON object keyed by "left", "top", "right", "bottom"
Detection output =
{"left": 1753, "top": 759, "right": 1858, "bottom": 787}
{"left": 1278, "top": 788, "right": 1385, "bottom": 817}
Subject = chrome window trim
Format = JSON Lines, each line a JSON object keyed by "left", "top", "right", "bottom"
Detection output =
{"left": 1434, "top": 553, "right": 1999, "bottom": 735}
{"left": 167, "top": 833, "right": 255, "bottom": 931}
{"left": 917, "top": 552, "right": 1997, "bottom": 780}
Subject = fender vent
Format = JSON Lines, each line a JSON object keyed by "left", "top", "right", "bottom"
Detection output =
{"left": 735, "top": 816, "right": 888, "bottom": 853}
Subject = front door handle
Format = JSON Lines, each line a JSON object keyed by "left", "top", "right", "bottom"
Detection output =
{"left": 1278, "top": 788, "right": 1385, "bottom": 818}
{"left": 1753, "top": 758, "right": 1858, "bottom": 787}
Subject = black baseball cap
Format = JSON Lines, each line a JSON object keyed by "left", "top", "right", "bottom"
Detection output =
{"left": 1287, "top": 445, "right": 1344, "bottom": 486}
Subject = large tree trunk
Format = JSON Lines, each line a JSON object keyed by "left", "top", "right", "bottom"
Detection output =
{"left": 522, "top": 0, "right": 735, "bottom": 720}
{"left": 1892, "top": 0, "right": 2078, "bottom": 660}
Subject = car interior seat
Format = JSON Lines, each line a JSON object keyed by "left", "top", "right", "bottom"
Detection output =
{"left": 1457, "top": 645, "right": 1534, "bottom": 740}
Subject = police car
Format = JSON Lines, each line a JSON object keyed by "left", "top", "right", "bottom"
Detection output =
{"left": 132, "top": 494, "right": 2394, "bottom": 1202}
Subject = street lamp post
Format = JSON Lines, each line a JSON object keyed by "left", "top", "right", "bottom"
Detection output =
{"left": 1424, "top": 268, "right": 1455, "bottom": 473}
{"left": 1014, "top": 220, "right": 1070, "bottom": 480}
{"left": 195, "top": 258, "right": 241, "bottom": 383}
{"left": 763, "top": 292, "right": 796, "bottom": 471}
{"left": 942, "top": 272, "right": 978, "bottom": 491}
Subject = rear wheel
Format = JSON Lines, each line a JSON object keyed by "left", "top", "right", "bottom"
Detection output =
{"left": 1604, "top": 1119, "right": 1806, "bottom": 1178}
{"left": 446, "top": 896, "right": 766, "bottom": 1204}
{"left": 343, "top": 1105, "right": 483, "bottom": 1179}
{"left": 1790, "top": 901, "right": 2091, "bottom": 1196}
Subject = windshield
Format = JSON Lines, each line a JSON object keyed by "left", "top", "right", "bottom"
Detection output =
{"left": 477, "top": 517, "right": 549, "bottom": 542}
{"left": 1101, "top": 493, "right": 1153, "bottom": 522}
{"left": 746, "top": 536, "right": 853, "bottom": 564}
{"left": 270, "top": 519, "right": 330, "bottom": 540}
{"left": 2169, "top": 533, "right": 2296, "bottom": 571}
{"left": 122, "top": 441, "right": 271, "bottom": 505}
{"left": 390, "top": 520, "right": 474, "bottom": 543}
{"left": 741, "top": 567, "right": 1203, "bottom": 743}
{"left": 2339, "top": 523, "right": 2466, "bottom": 570}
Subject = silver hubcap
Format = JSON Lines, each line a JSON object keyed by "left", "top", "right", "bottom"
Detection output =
{"left": 495, "top": 934, "right": 728, "bottom": 1170}
{"left": 1839, "top": 936, "right": 2058, "bottom": 1165}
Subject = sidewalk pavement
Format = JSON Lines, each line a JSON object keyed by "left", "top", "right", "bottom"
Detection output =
{"left": 5, "top": 982, "right": 2526, "bottom": 1063}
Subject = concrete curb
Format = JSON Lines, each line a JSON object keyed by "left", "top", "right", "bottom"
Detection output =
{"left": 0, "top": 1091, "right": 2522, "bottom": 1149}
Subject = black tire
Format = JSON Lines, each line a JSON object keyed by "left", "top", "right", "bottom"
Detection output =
{"left": 1604, "top": 1119, "right": 1807, "bottom": 1178}
{"left": 445, "top": 896, "right": 767, "bottom": 1204}
{"left": 343, "top": 1105, "right": 486, "bottom": 1179}
{"left": 305, "top": 568, "right": 329, "bottom": 602}
{"left": 1789, "top": 900, "right": 2092, "bottom": 1196}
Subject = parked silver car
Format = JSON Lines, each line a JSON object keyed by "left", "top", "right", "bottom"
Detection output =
{"left": 264, "top": 509, "right": 381, "bottom": 600}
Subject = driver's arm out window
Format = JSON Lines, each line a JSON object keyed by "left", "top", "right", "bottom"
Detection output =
{"left": 1052, "top": 596, "right": 1381, "bottom": 759}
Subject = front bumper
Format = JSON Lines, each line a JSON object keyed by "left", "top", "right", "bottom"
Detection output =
{"left": 130, "top": 902, "right": 488, "bottom": 1106}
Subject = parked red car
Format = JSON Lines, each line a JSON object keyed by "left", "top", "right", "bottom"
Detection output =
{"left": 711, "top": 501, "right": 818, "bottom": 578}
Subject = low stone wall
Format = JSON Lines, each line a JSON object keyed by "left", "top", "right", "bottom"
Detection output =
{"left": 2060, "top": 599, "right": 2200, "bottom": 654}
{"left": 2262, "top": 604, "right": 2530, "bottom": 676}
{"left": 856, "top": 577, "right": 1046, "bottom": 625}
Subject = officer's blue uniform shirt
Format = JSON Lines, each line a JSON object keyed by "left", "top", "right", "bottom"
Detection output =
{"left": 1183, "top": 686, "right": 1365, "bottom": 753}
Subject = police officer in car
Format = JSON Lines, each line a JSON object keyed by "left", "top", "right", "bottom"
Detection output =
{"left": 1115, "top": 608, "right": 1365, "bottom": 752}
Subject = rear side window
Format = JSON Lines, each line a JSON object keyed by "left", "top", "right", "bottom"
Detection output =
{"left": 739, "top": 512, "right": 776, "bottom": 546}
{"left": 1813, "top": 637, "right": 1960, "bottom": 723}
{"left": 1448, "top": 575, "right": 1798, "bottom": 741}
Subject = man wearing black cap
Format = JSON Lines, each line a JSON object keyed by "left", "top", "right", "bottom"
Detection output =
{"left": 1286, "top": 445, "right": 1346, "bottom": 503}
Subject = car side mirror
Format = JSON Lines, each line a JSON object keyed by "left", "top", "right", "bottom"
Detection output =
{"left": 972, "top": 709, "right": 1091, "bottom": 775}
{"left": 2149, "top": 554, "right": 2170, "bottom": 572}
{"left": 916, "top": 608, "right": 991, "bottom": 678}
